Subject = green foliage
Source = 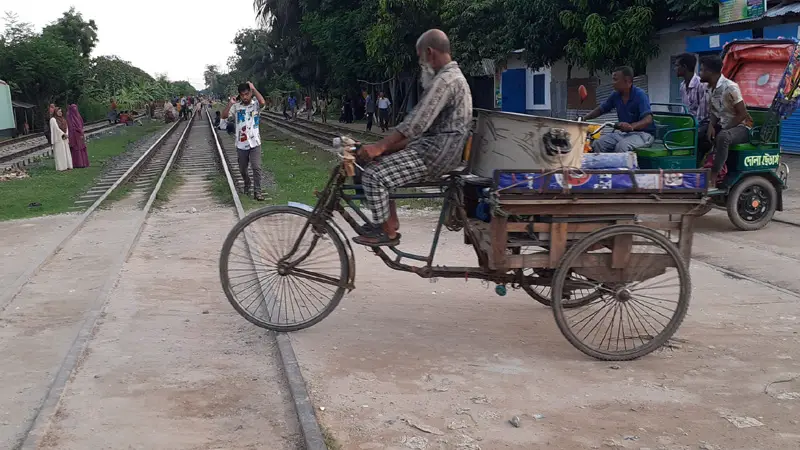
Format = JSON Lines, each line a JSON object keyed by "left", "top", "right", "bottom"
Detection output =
{"left": 170, "top": 80, "right": 198, "bottom": 96}
{"left": 238, "top": 0, "right": 719, "bottom": 96}
{"left": 84, "top": 56, "right": 154, "bottom": 101}
{"left": 0, "top": 120, "right": 164, "bottom": 221}
{"left": 301, "top": 1, "right": 381, "bottom": 87}
{"left": 365, "top": 0, "right": 444, "bottom": 75}
{"left": 1, "top": 8, "right": 194, "bottom": 128}
{"left": 0, "top": 12, "right": 35, "bottom": 45}
{"left": 77, "top": 98, "right": 110, "bottom": 121}
{"left": 0, "top": 32, "right": 87, "bottom": 113}
{"left": 560, "top": 1, "right": 661, "bottom": 74}
{"left": 444, "top": 0, "right": 570, "bottom": 71}
{"left": 41, "top": 7, "right": 98, "bottom": 58}
{"left": 665, "top": 0, "right": 717, "bottom": 20}
{"left": 245, "top": 0, "right": 444, "bottom": 94}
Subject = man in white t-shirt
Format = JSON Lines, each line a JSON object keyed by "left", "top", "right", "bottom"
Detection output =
{"left": 222, "top": 81, "right": 267, "bottom": 200}
{"left": 377, "top": 92, "right": 391, "bottom": 132}
{"left": 179, "top": 96, "right": 188, "bottom": 121}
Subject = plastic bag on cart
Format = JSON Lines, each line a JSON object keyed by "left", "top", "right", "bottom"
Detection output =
{"left": 581, "top": 152, "right": 638, "bottom": 170}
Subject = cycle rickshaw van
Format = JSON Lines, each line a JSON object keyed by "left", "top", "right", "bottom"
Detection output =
{"left": 220, "top": 104, "right": 714, "bottom": 361}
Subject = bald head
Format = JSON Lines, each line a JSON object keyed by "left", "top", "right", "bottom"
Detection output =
{"left": 416, "top": 29, "right": 450, "bottom": 54}
{"left": 416, "top": 29, "right": 452, "bottom": 72}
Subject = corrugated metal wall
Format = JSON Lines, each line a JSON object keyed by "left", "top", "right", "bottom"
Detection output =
{"left": 781, "top": 112, "right": 800, "bottom": 154}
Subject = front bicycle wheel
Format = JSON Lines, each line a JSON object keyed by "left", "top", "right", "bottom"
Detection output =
{"left": 220, "top": 206, "right": 349, "bottom": 332}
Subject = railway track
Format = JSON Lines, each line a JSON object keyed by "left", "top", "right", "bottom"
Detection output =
{"left": 0, "top": 109, "right": 321, "bottom": 449}
{"left": 0, "top": 118, "right": 138, "bottom": 169}
{"left": 0, "top": 118, "right": 111, "bottom": 148}
{"left": 260, "top": 110, "right": 445, "bottom": 196}
{"left": 0, "top": 115, "right": 193, "bottom": 449}
{"left": 261, "top": 110, "right": 380, "bottom": 144}
{"left": 209, "top": 109, "right": 327, "bottom": 450}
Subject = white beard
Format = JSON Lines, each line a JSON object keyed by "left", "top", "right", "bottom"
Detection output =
{"left": 420, "top": 64, "right": 436, "bottom": 91}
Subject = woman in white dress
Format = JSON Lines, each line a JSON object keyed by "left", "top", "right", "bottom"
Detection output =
{"left": 50, "top": 107, "right": 73, "bottom": 171}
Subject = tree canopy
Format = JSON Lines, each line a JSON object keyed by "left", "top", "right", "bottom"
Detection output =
{"left": 205, "top": 0, "right": 718, "bottom": 98}
{"left": 1, "top": 9, "right": 196, "bottom": 123}
{"left": 42, "top": 7, "right": 98, "bottom": 58}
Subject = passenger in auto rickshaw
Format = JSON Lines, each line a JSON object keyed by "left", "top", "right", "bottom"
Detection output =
{"left": 699, "top": 55, "right": 754, "bottom": 184}
{"left": 675, "top": 53, "right": 710, "bottom": 164}
{"left": 580, "top": 66, "right": 656, "bottom": 153}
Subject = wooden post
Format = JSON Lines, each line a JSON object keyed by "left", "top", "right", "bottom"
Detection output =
{"left": 678, "top": 215, "right": 694, "bottom": 266}
{"left": 611, "top": 234, "right": 633, "bottom": 269}
{"left": 549, "top": 222, "right": 568, "bottom": 268}
{"left": 490, "top": 216, "right": 508, "bottom": 270}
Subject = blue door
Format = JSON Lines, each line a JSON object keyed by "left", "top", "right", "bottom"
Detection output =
{"left": 501, "top": 69, "right": 526, "bottom": 113}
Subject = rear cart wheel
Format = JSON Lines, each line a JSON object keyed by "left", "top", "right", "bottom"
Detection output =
{"left": 518, "top": 267, "right": 604, "bottom": 309}
{"left": 219, "top": 206, "right": 349, "bottom": 332}
{"left": 551, "top": 225, "right": 690, "bottom": 361}
{"left": 726, "top": 177, "right": 777, "bottom": 231}
{"left": 512, "top": 247, "right": 605, "bottom": 308}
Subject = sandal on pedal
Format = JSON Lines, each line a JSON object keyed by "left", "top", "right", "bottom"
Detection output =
{"left": 352, "top": 230, "right": 401, "bottom": 247}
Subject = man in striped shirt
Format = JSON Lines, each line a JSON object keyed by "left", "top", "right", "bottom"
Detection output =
{"left": 355, "top": 29, "right": 472, "bottom": 247}
{"left": 676, "top": 53, "right": 710, "bottom": 164}
{"left": 676, "top": 53, "right": 708, "bottom": 122}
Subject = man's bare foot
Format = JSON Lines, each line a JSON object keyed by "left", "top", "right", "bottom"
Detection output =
{"left": 389, "top": 201, "right": 400, "bottom": 232}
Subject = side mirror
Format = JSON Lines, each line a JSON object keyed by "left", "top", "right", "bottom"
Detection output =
{"left": 578, "top": 85, "right": 588, "bottom": 104}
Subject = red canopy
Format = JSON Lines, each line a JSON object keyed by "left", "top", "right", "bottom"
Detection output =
{"left": 722, "top": 42, "right": 796, "bottom": 108}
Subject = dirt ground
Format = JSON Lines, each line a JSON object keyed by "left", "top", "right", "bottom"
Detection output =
{"left": 1, "top": 151, "right": 799, "bottom": 449}
{"left": 286, "top": 210, "right": 800, "bottom": 450}
{"left": 0, "top": 204, "right": 144, "bottom": 449}
{"left": 35, "top": 207, "right": 301, "bottom": 449}
{"left": 0, "top": 214, "right": 80, "bottom": 293}
{"left": 32, "top": 119, "right": 302, "bottom": 450}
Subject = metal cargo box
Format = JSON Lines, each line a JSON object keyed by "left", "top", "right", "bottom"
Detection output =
{"left": 469, "top": 109, "right": 589, "bottom": 178}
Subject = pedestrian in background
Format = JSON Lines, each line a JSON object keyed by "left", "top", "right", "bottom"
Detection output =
{"left": 365, "top": 91, "right": 376, "bottom": 132}
{"left": 50, "top": 106, "right": 73, "bottom": 171}
{"left": 305, "top": 94, "right": 313, "bottom": 120}
{"left": 67, "top": 104, "right": 89, "bottom": 168}
{"left": 288, "top": 94, "right": 297, "bottom": 119}
{"left": 108, "top": 98, "right": 118, "bottom": 124}
{"left": 318, "top": 96, "right": 328, "bottom": 124}
{"left": 343, "top": 96, "right": 354, "bottom": 123}
{"left": 222, "top": 81, "right": 267, "bottom": 201}
{"left": 377, "top": 92, "right": 391, "bottom": 132}
{"left": 179, "top": 95, "right": 187, "bottom": 120}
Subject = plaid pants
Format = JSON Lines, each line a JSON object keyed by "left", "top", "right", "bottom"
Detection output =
{"left": 362, "top": 149, "right": 428, "bottom": 223}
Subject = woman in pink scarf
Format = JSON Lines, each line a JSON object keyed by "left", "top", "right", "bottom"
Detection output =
{"left": 67, "top": 104, "right": 89, "bottom": 168}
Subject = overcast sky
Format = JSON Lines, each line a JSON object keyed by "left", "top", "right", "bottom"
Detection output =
{"left": 2, "top": 1, "right": 261, "bottom": 89}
